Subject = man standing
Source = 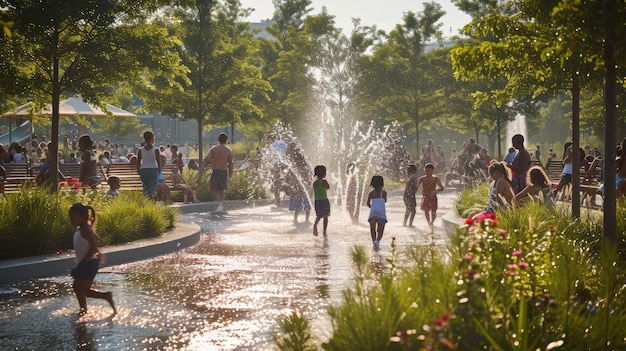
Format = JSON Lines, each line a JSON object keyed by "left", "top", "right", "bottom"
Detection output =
{"left": 204, "top": 133, "right": 234, "bottom": 212}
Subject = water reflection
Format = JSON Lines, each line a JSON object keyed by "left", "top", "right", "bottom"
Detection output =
{"left": 0, "top": 191, "right": 452, "bottom": 350}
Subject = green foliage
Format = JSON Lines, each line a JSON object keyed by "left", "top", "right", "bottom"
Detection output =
{"left": 316, "top": 192, "right": 626, "bottom": 350}
{"left": 182, "top": 168, "right": 265, "bottom": 201}
{"left": 0, "top": 188, "right": 178, "bottom": 260}
{"left": 275, "top": 311, "right": 317, "bottom": 351}
{"left": 224, "top": 170, "right": 266, "bottom": 200}
{"left": 454, "top": 182, "right": 490, "bottom": 218}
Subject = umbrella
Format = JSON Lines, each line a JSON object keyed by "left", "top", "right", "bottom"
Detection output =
{"left": 3, "top": 96, "right": 136, "bottom": 150}
{"left": 3, "top": 96, "right": 136, "bottom": 118}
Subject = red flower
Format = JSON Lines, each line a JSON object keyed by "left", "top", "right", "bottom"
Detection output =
{"left": 441, "top": 313, "right": 451, "bottom": 321}
{"left": 466, "top": 269, "right": 477, "bottom": 277}
{"left": 464, "top": 217, "right": 474, "bottom": 225}
{"left": 433, "top": 319, "right": 444, "bottom": 326}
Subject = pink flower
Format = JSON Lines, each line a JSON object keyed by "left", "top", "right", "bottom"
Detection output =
{"left": 506, "top": 270, "right": 515, "bottom": 276}
{"left": 512, "top": 250, "right": 522, "bottom": 256}
{"left": 508, "top": 264, "right": 517, "bottom": 270}
{"left": 499, "top": 229, "right": 507, "bottom": 237}
{"left": 518, "top": 261, "right": 529, "bottom": 268}
{"left": 465, "top": 253, "right": 474, "bottom": 260}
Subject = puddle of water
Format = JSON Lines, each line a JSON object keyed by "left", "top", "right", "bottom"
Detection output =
{"left": 0, "top": 190, "right": 454, "bottom": 350}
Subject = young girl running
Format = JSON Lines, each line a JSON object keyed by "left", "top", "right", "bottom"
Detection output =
{"left": 69, "top": 203, "right": 116, "bottom": 315}
{"left": 312, "top": 165, "right": 330, "bottom": 236}
{"left": 367, "top": 175, "right": 387, "bottom": 250}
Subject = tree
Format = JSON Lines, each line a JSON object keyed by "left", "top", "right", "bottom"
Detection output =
{"left": 257, "top": 0, "right": 318, "bottom": 135}
{"left": 357, "top": 2, "right": 446, "bottom": 156}
{"left": 1, "top": 0, "right": 185, "bottom": 191}
{"left": 451, "top": 0, "right": 626, "bottom": 231}
{"left": 142, "top": 0, "right": 272, "bottom": 182}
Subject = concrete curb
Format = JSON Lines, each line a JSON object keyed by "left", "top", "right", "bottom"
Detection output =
{"left": 441, "top": 211, "right": 465, "bottom": 235}
{"left": 0, "top": 222, "right": 201, "bottom": 284}
{"left": 0, "top": 199, "right": 275, "bottom": 284}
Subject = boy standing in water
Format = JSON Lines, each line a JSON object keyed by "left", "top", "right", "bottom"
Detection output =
{"left": 312, "top": 165, "right": 330, "bottom": 236}
{"left": 417, "top": 163, "right": 444, "bottom": 230}
{"left": 367, "top": 175, "right": 387, "bottom": 250}
{"left": 402, "top": 164, "right": 419, "bottom": 227}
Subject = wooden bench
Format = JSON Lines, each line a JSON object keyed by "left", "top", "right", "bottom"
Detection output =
{"left": 105, "top": 163, "right": 178, "bottom": 193}
{"left": 1, "top": 163, "right": 38, "bottom": 193}
{"left": 544, "top": 160, "right": 563, "bottom": 182}
{"left": 59, "top": 163, "right": 81, "bottom": 178}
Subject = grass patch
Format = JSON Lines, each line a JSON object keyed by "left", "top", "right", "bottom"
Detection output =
{"left": 276, "top": 188, "right": 626, "bottom": 350}
{"left": 0, "top": 187, "right": 179, "bottom": 260}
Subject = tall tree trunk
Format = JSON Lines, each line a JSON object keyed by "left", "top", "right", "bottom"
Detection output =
{"left": 50, "top": 25, "right": 60, "bottom": 193}
{"left": 571, "top": 75, "right": 581, "bottom": 218}
{"left": 414, "top": 119, "right": 420, "bottom": 159}
{"left": 496, "top": 107, "right": 502, "bottom": 160}
{"left": 603, "top": 14, "right": 617, "bottom": 242}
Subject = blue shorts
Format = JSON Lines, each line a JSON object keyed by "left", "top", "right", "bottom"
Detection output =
{"left": 71, "top": 258, "right": 99, "bottom": 280}
{"left": 368, "top": 217, "right": 388, "bottom": 226}
{"left": 314, "top": 199, "right": 330, "bottom": 218}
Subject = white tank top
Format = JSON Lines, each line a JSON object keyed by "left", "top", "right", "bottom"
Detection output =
{"left": 73, "top": 229, "right": 96, "bottom": 263}
{"left": 140, "top": 145, "right": 158, "bottom": 169}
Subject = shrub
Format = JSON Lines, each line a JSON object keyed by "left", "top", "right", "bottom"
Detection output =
{"left": 0, "top": 187, "right": 179, "bottom": 260}
{"left": 313, "top": 193, "right": 626, "bottom": 350}
{"left": 182, "top": 168, "right": 265, "bottom": 201}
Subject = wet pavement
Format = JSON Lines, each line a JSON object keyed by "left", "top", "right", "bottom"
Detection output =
{"left": 0, "top": 188, "right": 460, "bottom": 351}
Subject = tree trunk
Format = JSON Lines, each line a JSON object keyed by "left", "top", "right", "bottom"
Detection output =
{"left": 414, "top": 120, "right": 420, "bottom": 160}
{"left": 496, "top": 107, "right": 502, "bottom": 160}
{"left": 603, "top": 18, "right": 617, "bottom": 242}
{"left": 571, "top": 75, "right": 581, "bottom": 218}
{"left": 50, "top": 26, "right": 60, "bottom": 193}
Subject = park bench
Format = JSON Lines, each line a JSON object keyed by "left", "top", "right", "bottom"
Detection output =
{"left": 1, "top": 163, "right": 37, "bottom": 193}
{"left": 544, "top": 159, "right": 563, "bottom": 182}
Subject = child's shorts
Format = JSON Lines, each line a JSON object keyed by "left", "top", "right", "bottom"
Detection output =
{"left": 314, "top": 199, "right": 331, "bottom": 218}
{"left": 368, "top": 216, "right": 388, "bottom": 226}
{"left": 420, "top": 196, "right": 438, "bottom": 212}
{"left": 71, "top": 258, "right": 99, "bottom": 280}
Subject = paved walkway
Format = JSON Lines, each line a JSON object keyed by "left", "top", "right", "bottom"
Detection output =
{"left": 0, "top": 190, "right": 464, "bottom": 284}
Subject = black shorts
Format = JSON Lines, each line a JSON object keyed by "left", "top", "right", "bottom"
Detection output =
{"left": 210, "top": 169, "right": 229, "bottom": 191}
{"left": 71, "top": 258, "right": 99, "bottom": 280}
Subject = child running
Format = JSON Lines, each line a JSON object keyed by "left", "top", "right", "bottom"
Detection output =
{"left": 402, "top": 164, "right": 419, "bottom": 227}
{"left": 367, "top": 175, "right": 387, "bottom": 250}
{"left": 417, "top": 163, "right": 444, "bottom": 230}
{"left": 312, "top": 165, "right": 330, "bottom": 236}
{"left": 69, "top": 203, "right": 116, "bottom": 315}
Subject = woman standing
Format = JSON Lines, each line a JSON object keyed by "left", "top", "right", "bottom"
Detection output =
{"left": 136, "top": 130, "right": 161, "bottom": 197}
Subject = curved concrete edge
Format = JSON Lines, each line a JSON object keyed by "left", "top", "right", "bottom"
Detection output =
{"left": 173, "top": 199, "right": 274, "bottom": 214}
{"left": 0, "top": 222, "right": 201, "bottom": 284}
{"left": 442, "top": 211, "right": 466, "bottom": 236}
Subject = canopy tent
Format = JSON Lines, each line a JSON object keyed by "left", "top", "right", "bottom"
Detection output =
{"left": 2, "top": 97, "right": 136, "bottom": 153}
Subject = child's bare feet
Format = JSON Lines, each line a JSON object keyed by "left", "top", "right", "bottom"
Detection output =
{"left": 105, "top": 292, "right": 116, "bottom": 314}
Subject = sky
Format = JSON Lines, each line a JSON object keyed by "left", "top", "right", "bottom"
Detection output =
{"left": 238, "top": 0, "right": 472, "bottom": 37}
